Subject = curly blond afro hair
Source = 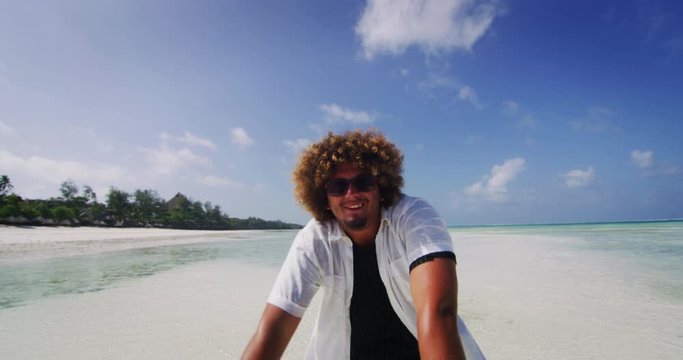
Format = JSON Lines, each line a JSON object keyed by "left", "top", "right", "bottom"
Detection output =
{"left": 293, "top": 129, "right": 404, "bottom": 221}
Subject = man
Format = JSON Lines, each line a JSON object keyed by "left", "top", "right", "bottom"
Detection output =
{"left": 242, "top": 130, "right": 484, "bottom": 359}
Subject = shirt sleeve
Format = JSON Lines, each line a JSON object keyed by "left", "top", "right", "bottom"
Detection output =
{"left": 398, "top": 197, "right": 455, "bottom": 268}
{"left": 267, "top": 229, "right": 322, "bottom": 318}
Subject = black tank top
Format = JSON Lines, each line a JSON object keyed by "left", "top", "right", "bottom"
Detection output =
{"left": 349, "top": 243, "right": 420, "bottom": 359}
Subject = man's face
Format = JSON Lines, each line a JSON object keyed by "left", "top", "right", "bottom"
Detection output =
{"left": 325, "top": 163, "right": 381, "bottom": 234}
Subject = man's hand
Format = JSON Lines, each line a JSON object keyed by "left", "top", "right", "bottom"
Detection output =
{"left": 241, "top": 304, "right": 301, "bottom": 360}
{"left": 410, "top": 258, "right": 466, "bottom": 360}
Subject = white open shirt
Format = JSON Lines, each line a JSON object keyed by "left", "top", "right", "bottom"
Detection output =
{"left": 268, "top": 195, "right": 485, "bottom": 359}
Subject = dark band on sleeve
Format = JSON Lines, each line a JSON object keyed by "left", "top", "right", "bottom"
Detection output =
{"left": 409, "top": 251, "right": 456, "bottom": 272}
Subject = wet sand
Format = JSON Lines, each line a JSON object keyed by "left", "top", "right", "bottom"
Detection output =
{"left": 0, "top": 226, "right": 256, "bottom": 264}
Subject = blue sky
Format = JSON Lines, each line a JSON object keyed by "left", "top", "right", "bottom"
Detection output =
{"left": 1, "top": 0, "right": 681, "bottom": 225}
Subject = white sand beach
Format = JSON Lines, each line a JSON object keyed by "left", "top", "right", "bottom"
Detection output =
{"left": 454, "top": 232, "right": 683, "bottom": 359}
{"left": 0, "top": 259, "right": 319, "bottom": 359}
{"left": 0, "top": 226, "right": 319, "bottom": 359}
{"left": 1, "top": 226, "right": 682, "bottom": 359}
{"left": 0, "top": 225, "right": 257, "bottom": 264}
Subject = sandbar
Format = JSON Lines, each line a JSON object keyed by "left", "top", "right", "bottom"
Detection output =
{"left": 0, "top": 225, "right": 259, "bottom": 264}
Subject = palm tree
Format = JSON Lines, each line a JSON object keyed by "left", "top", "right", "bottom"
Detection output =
{"left": 59, "top": 180, "right": 79, "bottom": 201}
{"left": 0, "top": 175, "right": 13, "bottom": 196}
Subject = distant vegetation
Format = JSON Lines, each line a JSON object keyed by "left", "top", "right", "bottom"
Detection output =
{"left": 0, "top": 176, "right": 301, "bottom": 230}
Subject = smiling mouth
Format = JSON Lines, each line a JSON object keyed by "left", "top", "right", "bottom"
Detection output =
{"left": 344, "top": 202, "right": 365, "bottom": 210}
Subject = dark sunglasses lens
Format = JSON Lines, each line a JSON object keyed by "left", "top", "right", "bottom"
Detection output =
{"left": 326, "top": 179, "right": 349, "bottom": 196}
{"left": 354, "top": 175, "right": 376, "bottom": 192}
{"left": 326, "top": 175, "right": 375, "bottom": 196}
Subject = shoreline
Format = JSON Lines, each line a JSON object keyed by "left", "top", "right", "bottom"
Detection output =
{"left": 1, "top": 225, "right": 682, "bottom": 358}
{"left": 0, "top": 225, "right": 279, "bottom": 264}
{"left": 451, "top": 218, "right": 683, "bottom": 229}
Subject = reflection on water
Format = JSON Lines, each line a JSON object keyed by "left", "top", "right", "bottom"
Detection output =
{"left": 0, "top": 230, "right": 297, "bottom": 309}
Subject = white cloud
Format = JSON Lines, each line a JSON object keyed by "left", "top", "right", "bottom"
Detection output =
{"left": 418, "top": 73, "right": 457, "bottom": 92}
{"left": 178, "top": 131, "right": 216, "bottom": 149}
{"left": 464, "top": 157, "right": 526, "bottom": 202}
{"left": 141, "top": 146, "right": 212, "bottom": 177}
{"left": 564, "top": 167, "right": 595, "bottom": 189}
{"left": 0, "top": 120, "right": 15, "bottom": 136}
{"left": 355, "top": 0, "right": 499, "bottom": 59}
{"left": 457, "top": 85, "right": 483, "bottom": 109}
{"left": 501, "top": 100, "right": 519, "bottom": 115}
{"left": 501, "top": 100, "right": 537, "bottom": 128}
{"left": 319, "top": 103, "right": 377, "bottom": 124}
{"left": 197, "top": 175, "right": 243, "bottom": 188}
{"left": 631, "top": 149, "right": 654, "bottom": 168}
{"left": 159, "top": 131, "right": 216, "bottom": 149}
{"left": 0, "top": 149, "right": 130, "bottom": 185}
{"left": 231, "top": 128, "right": 254, "bottom": 149}
{"left": 283, "top": 138, "right": 312, "bottom": 154}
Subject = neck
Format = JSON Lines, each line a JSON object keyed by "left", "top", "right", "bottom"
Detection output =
{"left": 341, "top": 218, "right": 380, "bottom": 247}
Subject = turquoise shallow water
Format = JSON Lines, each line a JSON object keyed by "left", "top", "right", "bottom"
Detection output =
{"left": 452, "top": 220, "right": 683, "bottom": 300}
{"left": 0, "top": 230, "right": 296, "bottom": 309}
{"left": 2, "top": 221, "right": 682, "bottom": 309}
{"left": 452, "top": 221, "right": 683, "bottom": 268}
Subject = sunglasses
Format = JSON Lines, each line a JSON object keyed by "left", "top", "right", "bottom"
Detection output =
{"left": 325, "top": 174, "right": 377, "bottom": 197}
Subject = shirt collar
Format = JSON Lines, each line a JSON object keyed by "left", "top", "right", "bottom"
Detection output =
{"left": 329, "top": 220, "right": 351, "bottom": 243}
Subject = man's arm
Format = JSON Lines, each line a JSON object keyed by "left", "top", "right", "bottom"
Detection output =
{"left": 241, "top": 303, "right": 302, "bottom": 360}
{"left": 410, "top": 257, "right": 466, "bottom": 360}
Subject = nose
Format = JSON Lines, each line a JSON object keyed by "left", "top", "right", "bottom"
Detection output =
{"left": 344, "top": 183, "right": 361, "bottom": 196}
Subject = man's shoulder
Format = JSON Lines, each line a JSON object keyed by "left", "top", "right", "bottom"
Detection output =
{"left": 385, "top": 194, "right": 433, "bottom": 216}
{"left": 383, "top": 194, "right": 447, "bottom": 229}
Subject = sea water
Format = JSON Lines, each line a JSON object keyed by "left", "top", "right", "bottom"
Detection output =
{"left": 0, "top": 230, "right": 296, "bottom": 309}
{"left": 452, "top": 220, "right": 683, "bottom": 301}
{"left": 451, "top": 220, "right": 683, "bottom": 359}
{"left": 2, "top": 222, "right": 682, "bottom": 309}
{"left": 1, "top": 222, "right": 682, "bottom": 359}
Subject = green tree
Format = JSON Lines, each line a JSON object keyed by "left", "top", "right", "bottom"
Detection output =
{"left": 87, "top": 203, "right": 107, "bottom": 223}
{"left": 106, "top": 187, "right": 131, "bottom": 224}
{"left": 82, "top": 185, "right": 97, "bottom": 203}
{"left": 60, "top": 180, "right": 79, "bottom": 201}
{"left": 51, "top": 206, "right": 76, "bottom": 223}
{"left": 0, "top": 205, "right": 19, "bottom": 218}
{"left": 190, "top": 200, "right": 206, "bottom": 223}
{"left": 0, "top": 175, "right": 13, "bottom": 196}
{"left": 166, "top": 194, "right": 191, "bottom": 227}
{"left": 21, "top": 202, "right": 40, "bottom": 220}
{"left": 58, "top": 181, "right": 95, "bottom": 222}
{"left": 205, "top": 202, "right": 224, "bottom": 223}
{"left": 132, "top": 189, "right": 165, "bottom": 224}
{"left": 34, "top": 202, "right": 52, "bottom": 219}
{"left": 0, "top": 195, "right": 22, "bottom": 218}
